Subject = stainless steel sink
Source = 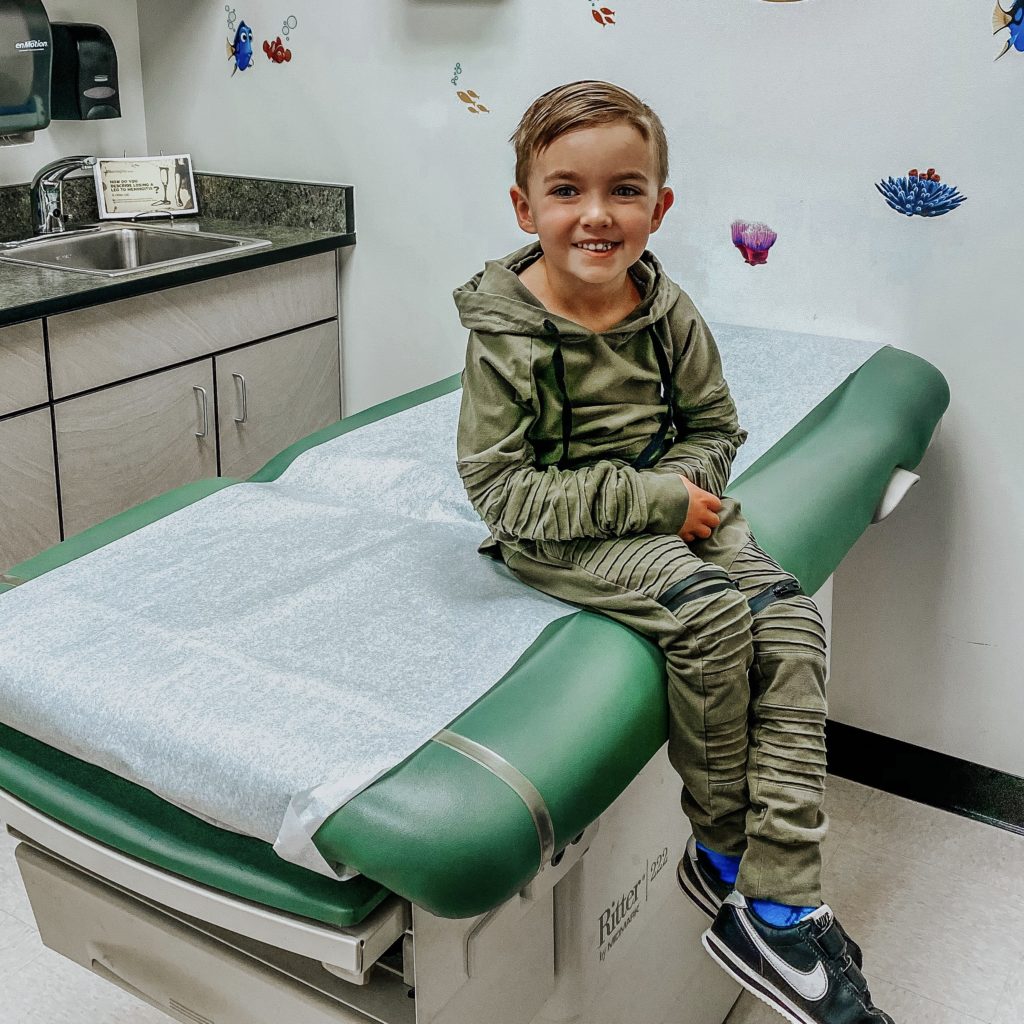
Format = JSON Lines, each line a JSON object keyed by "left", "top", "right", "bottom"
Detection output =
{"left": 0, "top": 223, "right": 271, "bottom": 277}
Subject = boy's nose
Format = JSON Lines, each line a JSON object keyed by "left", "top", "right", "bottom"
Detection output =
{"left": 581, "top": 197, "right": 613, "bottom": 227}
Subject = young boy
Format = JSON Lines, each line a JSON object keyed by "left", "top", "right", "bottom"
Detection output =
{"left": 454, "top": 81, "right": 894, "bottom": 1024}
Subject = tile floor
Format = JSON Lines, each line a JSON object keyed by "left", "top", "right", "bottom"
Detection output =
{"left": 1, "top": 775, "right": 1022, "bottom": 1023}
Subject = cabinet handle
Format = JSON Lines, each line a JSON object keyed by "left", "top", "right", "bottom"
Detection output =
{"left": 193, "top": 385, "right": 209, "bottom": 438}
{"left": 232, "top": 372, "right": 248, "bottom": 424}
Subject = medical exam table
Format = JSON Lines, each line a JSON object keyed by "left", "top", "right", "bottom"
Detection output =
{"left": 0, "top": 327, "right": 948, "bottom": 1024}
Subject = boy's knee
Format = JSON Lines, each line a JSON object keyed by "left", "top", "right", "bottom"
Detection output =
{"left": 661, "top": 577, "right": 753, "bottom": 661}
{"left": 750, "top": 593, "right": 827, "bottom": 662}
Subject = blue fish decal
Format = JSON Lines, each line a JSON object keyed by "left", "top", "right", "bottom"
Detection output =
{"left": 226, "top": 20, "right": 255, "bottom": 75}
{"left": 993, "top": 1, "right": 1024, "bottom": 60}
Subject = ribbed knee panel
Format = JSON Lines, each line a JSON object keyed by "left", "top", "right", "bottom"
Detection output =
{"left": 662, "top": 586, "right": 754, "bottom": 796}
{"left": 749, "top": 595, "right": 828, "bottom": 802}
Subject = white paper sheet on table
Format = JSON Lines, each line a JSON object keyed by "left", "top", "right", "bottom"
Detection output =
{"left": 0, "top": 324, "right": 883, "bottom": 876}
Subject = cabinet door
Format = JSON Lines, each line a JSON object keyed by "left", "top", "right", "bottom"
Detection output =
{"left": 0, "top": 408, "right": 60, "bottom": 572}
{"left": 56, "top": 361, "right": 217, "bottom": 537}
{"left": 0, "top": 320, "right": 48, "bottom": 417}
{"left": 216, "top": 321, "right": 341, "bottom": 479}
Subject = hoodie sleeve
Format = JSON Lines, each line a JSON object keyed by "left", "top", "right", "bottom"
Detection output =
{"left": 457, "top": 331, "right": 688, "bottom": 543}
{"left": 649, "top": 305, "right": 747, "bottom": 497}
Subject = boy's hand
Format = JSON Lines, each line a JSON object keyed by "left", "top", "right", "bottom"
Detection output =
{"left": 678, "top": 476, "right": 722, "bottom": 543}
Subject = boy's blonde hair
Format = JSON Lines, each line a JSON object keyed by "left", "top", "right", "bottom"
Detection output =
{"left": 510, "top": 80, "right": 669, "bottom": 190}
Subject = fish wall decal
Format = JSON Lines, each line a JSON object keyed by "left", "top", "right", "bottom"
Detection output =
{"left": 993, "top": 1, "right": 1024, "bottom": 60}
{"left": 227, "top": 20, "right": 255, "bottom": 75}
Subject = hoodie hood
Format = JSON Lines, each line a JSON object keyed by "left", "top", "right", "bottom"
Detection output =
{"left": 453, "top": 241, "right": 681, "bottom": 342}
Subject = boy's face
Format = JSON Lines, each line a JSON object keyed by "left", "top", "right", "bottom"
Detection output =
{"left": 510, "top": 121, "right": 674, "bottom": 296}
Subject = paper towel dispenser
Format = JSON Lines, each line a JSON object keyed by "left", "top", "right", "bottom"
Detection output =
{"left": 51, "top": 22, "right": 120, "bottom": 120}
{"left": 0, "top": 0, "right": 52, "bottom": 136}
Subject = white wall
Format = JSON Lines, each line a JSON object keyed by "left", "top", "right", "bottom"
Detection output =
{"left": 136, "top": 0, "right": 1021, "bottom": 777}
{"left": 0, "top": 0, "right": 147, "bottom": 185}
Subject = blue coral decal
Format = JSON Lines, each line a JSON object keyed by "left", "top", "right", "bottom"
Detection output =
{"left": 875, "top": 169, "right": 967, "bottom": 218}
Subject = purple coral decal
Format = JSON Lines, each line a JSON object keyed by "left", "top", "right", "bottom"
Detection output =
{"left": 731, "top": 221, "right": 778, "bottom": 266}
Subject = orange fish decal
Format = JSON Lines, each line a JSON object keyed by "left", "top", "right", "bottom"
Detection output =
{"left": 263, "top": 36, "right": 292, "bottom": 63}
{"left": 458, "top": 90, "right": 490, "bottom": 114}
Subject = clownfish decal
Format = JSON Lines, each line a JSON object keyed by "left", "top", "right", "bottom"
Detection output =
{"left": 264, "top": 37, "right": 292, "bottom": 63}
{"left": 993, "top": 1, "right": 1024, "bottom": 60}
{"left": 227, "top": 21, "right": 255, "bottom": 75}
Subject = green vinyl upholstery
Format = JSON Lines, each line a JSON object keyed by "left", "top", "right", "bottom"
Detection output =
{"left": 0, "top": 347, "right": 949, "bottom": 922}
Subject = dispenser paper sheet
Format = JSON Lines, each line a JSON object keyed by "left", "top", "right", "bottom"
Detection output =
{"left": 0, "top": 325, "right": 883, "bottom": 876}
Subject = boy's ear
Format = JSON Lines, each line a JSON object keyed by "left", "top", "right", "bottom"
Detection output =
{"left": 510, "top": 185, "right": 537, "bottom": 234}
{"left": 649, "top": 186, "right": 675, "bottom": 233}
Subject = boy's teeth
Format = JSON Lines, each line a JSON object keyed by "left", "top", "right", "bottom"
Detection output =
{"left": 577, "top": 242, "right": 615, "bottom": 251}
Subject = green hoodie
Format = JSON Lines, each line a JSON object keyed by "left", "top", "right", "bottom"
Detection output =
{"left": 455, "top": 241, "right": 747, "bottom": 554}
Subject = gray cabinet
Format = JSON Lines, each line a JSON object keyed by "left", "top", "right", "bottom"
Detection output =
{"left": 0, "top": 320, "right": 48, "bottom": 417}
{"left": 0, "top": 251, "right": 343, "bottom": 564}
{"left": 56, "top": 361, "right": 218, "bottom": 537}
{"left": 0, "top": 409, "right": 60, "bottom": 570}
{"left": 216, "top": 322, "right": 341, "bottom": 480}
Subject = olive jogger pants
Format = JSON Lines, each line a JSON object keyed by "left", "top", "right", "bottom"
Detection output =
{"left": 500, "top": 497, "right": 829, "bottom": 906}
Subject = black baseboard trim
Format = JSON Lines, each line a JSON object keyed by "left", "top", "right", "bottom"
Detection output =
{"left": 825, "top": 720, "right": 1024, "bottom": 837}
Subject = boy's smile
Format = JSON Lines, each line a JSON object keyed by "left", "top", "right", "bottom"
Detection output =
{"left": 510, "top": 121, "right": 674, "bottom": 319}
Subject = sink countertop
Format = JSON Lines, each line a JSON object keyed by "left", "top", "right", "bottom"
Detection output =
{"left": 0, "top": 216, "right": 355, "bottom": 329}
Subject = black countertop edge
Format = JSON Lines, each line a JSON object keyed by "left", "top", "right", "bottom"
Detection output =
{"left": 0, "top": 227, "right": 356, "bottom": 330}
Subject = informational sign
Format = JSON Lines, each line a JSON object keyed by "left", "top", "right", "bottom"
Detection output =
{"left": 94, "top": 155, "right": 198, "bottom": 219}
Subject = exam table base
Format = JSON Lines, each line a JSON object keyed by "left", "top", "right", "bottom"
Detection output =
{"left": 10, "top": 747, "right": 741, "bottom": 1024}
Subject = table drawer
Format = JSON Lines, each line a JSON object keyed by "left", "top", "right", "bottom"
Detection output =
{"left": 48, "top": 252, "right": 338, "bottom": 399}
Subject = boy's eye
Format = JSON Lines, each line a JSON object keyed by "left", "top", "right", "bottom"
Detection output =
{"left": 614, "top": 185, "right": 642, "bottom": 197}
{"left": 552, "top": 185, "right": 577, "bottom": 198}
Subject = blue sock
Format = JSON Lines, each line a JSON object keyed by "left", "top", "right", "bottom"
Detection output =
{"left": 695, "top": 840, "right": 740, "bottom": 885}
{"left": 695, "top": 842, "right": 815, "bottom": 927}
{"left": 749, "top": 899, "right": 817, "bottom": 927}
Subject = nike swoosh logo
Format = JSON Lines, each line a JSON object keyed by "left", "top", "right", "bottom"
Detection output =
{"left": 736, "top": 910, "right": 830, "bottom": 1001}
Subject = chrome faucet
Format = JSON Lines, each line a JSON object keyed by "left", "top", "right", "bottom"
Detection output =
{"left": 30, "top": 155, "right": 98, "bottom": 235}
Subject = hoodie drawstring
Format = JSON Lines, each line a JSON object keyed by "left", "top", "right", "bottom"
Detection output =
{"left": 544, "top": 317, "right": 675, "bottom": 472}
{"left": 545, "top": 319, "right": 574, "bottom": 470}
{"left": 631, "top": 319, "right": 676, "bottom": 469}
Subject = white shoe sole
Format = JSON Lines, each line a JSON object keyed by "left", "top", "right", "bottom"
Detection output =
{"left": 702, "top": 927, "right": 820, "bottom": 1024}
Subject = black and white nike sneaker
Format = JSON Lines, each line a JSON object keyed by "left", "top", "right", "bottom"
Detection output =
{"left": 678, "top": 837, "right": 864, "bottom": 970}
{"left": 703, "top": 892, "right": 893, "bottom": 1024}
{"left": 677, "top": 834, "right": 734, "bottom": 917}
